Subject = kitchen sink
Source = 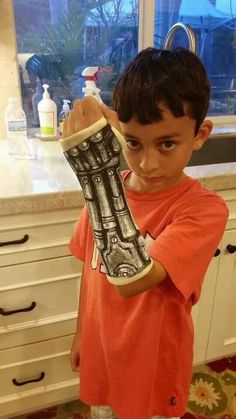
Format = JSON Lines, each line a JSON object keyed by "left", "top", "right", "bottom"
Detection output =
{"left": 188, "top": 135, "right": 236, "bottom": 166}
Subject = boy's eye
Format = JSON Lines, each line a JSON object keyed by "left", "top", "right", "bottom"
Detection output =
{"left": 125, "top": 139, "right": 140, "bottom": 150}
{"left": 159, "top": 140, "right": 176, "bottom": 151}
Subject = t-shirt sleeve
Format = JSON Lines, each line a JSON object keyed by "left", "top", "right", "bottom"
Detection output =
{"left": 69, "top": 205, "right": 89, "bottom": 261}
{"left": 149, "top": 196, "right": 228, "bottom": 304}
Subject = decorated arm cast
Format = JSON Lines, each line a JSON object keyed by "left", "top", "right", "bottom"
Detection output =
{"left": 60, "top": 98, "right": 153, "bottom": 285}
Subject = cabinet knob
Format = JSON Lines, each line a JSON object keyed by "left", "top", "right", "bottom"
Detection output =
{"left": 214, "top": 248, "right": 221, "bottom": 257}
{"left": 226, "top": 244, "right": 236, "bottom": 254}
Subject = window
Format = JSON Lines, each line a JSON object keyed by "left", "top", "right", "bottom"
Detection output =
{"left": 154, "top": 0, "right": 236, "bottom": 117}
{"left": 13, "top": 0, "right": 139, "bottom": 128}
{"left": 13, "top": 0, "right": 236, "bottom": 127}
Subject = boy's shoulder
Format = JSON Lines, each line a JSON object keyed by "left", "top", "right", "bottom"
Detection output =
{"left": 121, "top": 170, "right": 228, "bottom": 221}
{"left": 188, "top": 177, "right": 227, "bottom": 205}
{"left": 175, "top": 177, "right": 229, "bottom": 220}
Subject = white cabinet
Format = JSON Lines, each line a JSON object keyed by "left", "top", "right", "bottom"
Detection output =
{"left": 192, "top": 252, "right": 221, "bottom": 365}
{"left": 0, "top": 207, "right": 82, "bottom": 418}
{"left": 0, "top": 186, "right": 235, "bottom": 416}
{"left": 206, "top": 228, "right": 236, "bottom": 359}
{"left": 193, "top": 189, "right": 236, "bottom": 365}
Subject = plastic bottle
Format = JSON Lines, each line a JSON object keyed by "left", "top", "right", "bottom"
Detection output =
{"left": 38, "top": 83, "right": 57, "bottom": 137}
{"left": 32, "top": 78, "right": 43, "bottom": 126}
{"left": 4, "top": 97, "right": 30, "bottom": 159}
{"left": 82, "top": 66, "right": 103, "bottom": 103}
{"left": 59, "top": 99, "right": 71, "bottom": 136}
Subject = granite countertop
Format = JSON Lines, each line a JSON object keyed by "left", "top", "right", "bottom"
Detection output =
{"left": 0, "top": 137, "right": 236, "bottom": 216}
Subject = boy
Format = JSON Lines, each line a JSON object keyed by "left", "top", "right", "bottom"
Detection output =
{"left": 60, "top": 48, "right": 228, "bottom": 419}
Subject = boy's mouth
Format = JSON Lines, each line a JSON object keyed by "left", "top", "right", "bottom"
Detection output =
{"left": 141, "top": 176, "right": 165, "bottom": 184}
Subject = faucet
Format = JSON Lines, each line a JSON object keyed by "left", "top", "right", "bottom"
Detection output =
{"left": 163, "top": 22, "right": 197, "bottom": 53}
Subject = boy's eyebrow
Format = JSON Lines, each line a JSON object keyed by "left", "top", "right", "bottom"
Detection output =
{"left": 155, "top": 133, "right": 181, "bottom": 140}
{"left": 123, "top": 132, "right": 181, "bottom": 140}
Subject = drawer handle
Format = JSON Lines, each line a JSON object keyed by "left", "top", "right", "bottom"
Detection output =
{"left": 214, "top": 248, "right": 221, "bottom": 257}
{"left": 226, "top": 244, "right": 236, "bottom": 254}
{"left": 0, "top": 301, "right": 36, "bottom": 316}
{"left": 0, "top": 234, "right": 29, "bottom": 247}
{"left": 12, "top": 371, "right": 45, "bottom": 386}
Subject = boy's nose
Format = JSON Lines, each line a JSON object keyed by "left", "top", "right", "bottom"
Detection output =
{"left": 139, "top": 149, "right": 159, "bottom": 173}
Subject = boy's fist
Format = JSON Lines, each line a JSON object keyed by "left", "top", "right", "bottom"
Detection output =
{"left": 62, "top": 96, "right": 122, "bottom": 138}
{"left": 62, "top": 97, "right": 103, "bottom": 138}
{"left": 70, "top": 334, "right": 81, "bottom": 372}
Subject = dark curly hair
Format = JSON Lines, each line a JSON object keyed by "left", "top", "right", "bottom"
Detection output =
{"left": 113, "top": 47, "right": 210, "bottom": 133}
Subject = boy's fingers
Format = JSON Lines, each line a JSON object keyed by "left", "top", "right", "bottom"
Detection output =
{"left": 62, "top": 98, "right": 122, "bottom": 138}
{"left": 81, "top": 97, "right": 103, "bottom": 122}
{"left": 70, "top": 352, "right": 80, "bottom": 371}
{"left": 81, "top": 96, "right": 101, "bottom": 113}
{"left": 63, "top": 98, "right": 102, "bottom": 137}
{"left": 100, "top": 104, "right": 116, "bottom": 121}
{"left": 101, "top": 104, "right": 121, "bottom": 132}
{"left": 73, "top": 99, "right": 83, "bottom": 111}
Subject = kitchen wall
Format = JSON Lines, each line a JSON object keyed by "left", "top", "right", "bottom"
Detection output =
{"left": 0, "top": 0, "right": 21, "bottom": 138}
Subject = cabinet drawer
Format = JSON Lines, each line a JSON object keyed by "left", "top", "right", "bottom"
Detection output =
{"left": 0, "top": 220, "right": 75, "bottom": 266}
{"left": 0, "top": 255, "right": 82, "bottom": 288}
{"left": 0, "top": 335, "right": 79, "bottom": 400}
{"left": 0, "top": 208, "right": 81, "bottom": 266}
{"left": 0, "top": 317, "right": 76, "bottom": 351}
{"left": 0, "top": 260, "right": 80, "bottom": 330}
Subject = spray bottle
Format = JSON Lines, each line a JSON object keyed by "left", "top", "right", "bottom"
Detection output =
{"left": 59, "top": 99, "right": 71, "bottom": 136}
{"left": 82, "top": 66, "right": 103, "bottom": 103}
{"left": 38, "top": 84, "right": 57, "bottom": 137}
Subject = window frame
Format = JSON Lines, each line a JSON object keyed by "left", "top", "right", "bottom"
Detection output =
{"left": 138, "top": 0, "right": 155, "bottom": 49}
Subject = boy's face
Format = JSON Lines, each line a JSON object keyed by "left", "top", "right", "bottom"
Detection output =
{"left": 120, "top": 104, "right": 212, "bottom": 193}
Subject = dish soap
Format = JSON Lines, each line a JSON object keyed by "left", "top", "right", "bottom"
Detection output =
{"left": 38, "top": 84, "right": 57, "bottom": 137}
{"left": 4, "top": 97, "right": 30, "bottom": 159}
{"left": 32, "top": 78, "right": 43, "bottom": 126}
{"left": 82, "top": 66, "right": 103, "bottom": 103}
{"left": 59, "top": 99, "right": 71, "bottom": 136}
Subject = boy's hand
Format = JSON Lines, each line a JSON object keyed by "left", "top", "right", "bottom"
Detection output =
{"left": 62, "top": 96, "right": 102, "bottom": 138}
{"left": 70, "top": 334, "right": 81, "bottom": 371}
{"left": 62, "top": 96, "right": 122, "bottom": 138}
{"left": 100, "top": 103, "right": 122, "bottom": 133}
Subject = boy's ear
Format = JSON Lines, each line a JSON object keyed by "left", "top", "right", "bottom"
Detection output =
{"left": 193, "top": 119, "right": 213, "bottom": 151}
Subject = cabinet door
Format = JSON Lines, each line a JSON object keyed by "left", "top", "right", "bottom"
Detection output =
{"left": 192, "top": 249, "right": 221, "bottom": 365}
{"left": 206, "top": 229, "right": 236, "bottom": 360}
{"left": 0, "top": 335, "right": 79, "bottom": 417}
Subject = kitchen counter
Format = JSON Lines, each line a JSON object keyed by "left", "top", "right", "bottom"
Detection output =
{"left": 0, "top": 138, "right": 236, "bottom": 216}
{"left": 210, "top": 123, "right": 236, "bottom": 138}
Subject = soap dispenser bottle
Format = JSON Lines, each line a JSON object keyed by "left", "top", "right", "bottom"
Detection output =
{"left": 82, "top": 66, "right": 103, "bottom": 103}
{"left": 59, "top": 99, "right": 71, "bottom": 136}
{"left": 32, "top": 78, "right": 43, "bottom": 126}
{"left": 38, "top": 84, "right": 57, "bottom": 137}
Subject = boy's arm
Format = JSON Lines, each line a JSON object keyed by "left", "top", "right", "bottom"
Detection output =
{"left": 115, "top": 258, "right": 166, "bottom": 297}
{"left": 70, "top": 267, "right": 85, "bottom": 370}
{"left": 61, "top": 97, "right": 167, "bottom": 298}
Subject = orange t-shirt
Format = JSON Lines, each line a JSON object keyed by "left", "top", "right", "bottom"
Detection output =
{"left": 69, "top": 173, "right": 228, "bottom": 419}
